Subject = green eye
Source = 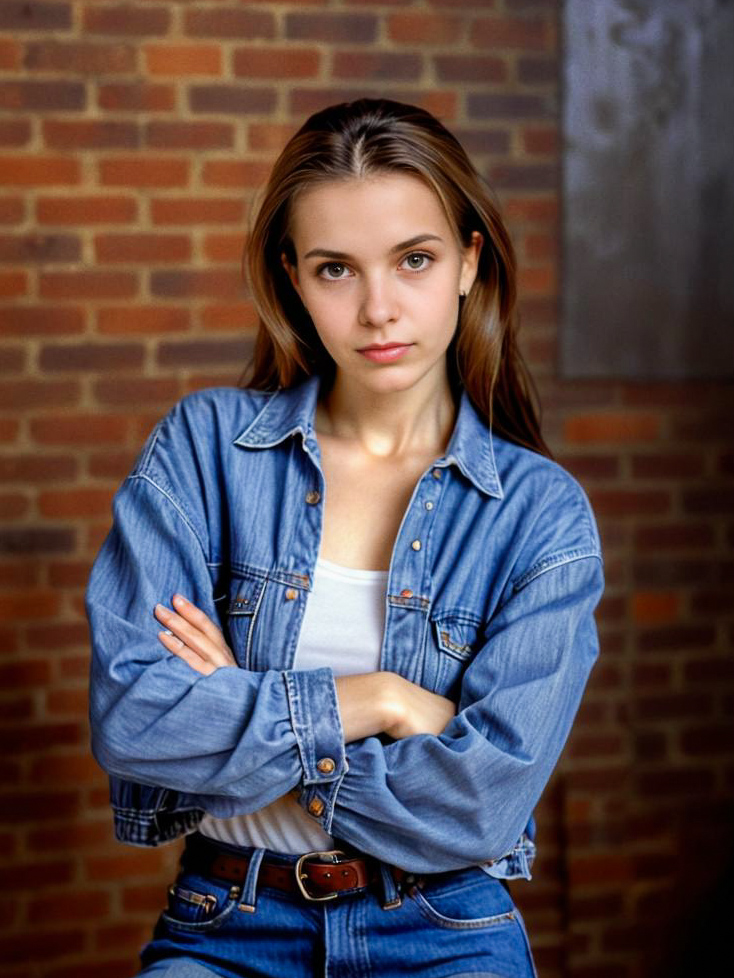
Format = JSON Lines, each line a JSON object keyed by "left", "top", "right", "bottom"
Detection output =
{"left": 404, "top": 253, "right": 430, "bottom": 271}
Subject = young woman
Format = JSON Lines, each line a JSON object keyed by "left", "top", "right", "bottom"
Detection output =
{"left": 87, "top": 99, "right": 603, "bottom": 978}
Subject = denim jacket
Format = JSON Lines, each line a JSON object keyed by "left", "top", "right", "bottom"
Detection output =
{"left": 86, "top": 376, "right": 603, "bottom": 877}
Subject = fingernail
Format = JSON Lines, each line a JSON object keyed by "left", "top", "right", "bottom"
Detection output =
{"left": 172, "top": 594, "right": 186, "bottom": 606}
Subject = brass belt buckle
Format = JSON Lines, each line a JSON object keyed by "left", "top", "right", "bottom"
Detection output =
{"left": 295, "top": 849, "right": 347, "bottom": 902}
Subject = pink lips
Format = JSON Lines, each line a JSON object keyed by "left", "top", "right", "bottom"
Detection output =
{"left": 358, "top": 343, "right": 413, "bottom": 363}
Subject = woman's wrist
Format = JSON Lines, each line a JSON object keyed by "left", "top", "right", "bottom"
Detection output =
{"left": 335, "top": 672, "right": 403, "bottom": 743}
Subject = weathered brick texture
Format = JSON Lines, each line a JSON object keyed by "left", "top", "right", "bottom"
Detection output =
{"left": 1, "top": 1, "right": 731, "bottom": 976}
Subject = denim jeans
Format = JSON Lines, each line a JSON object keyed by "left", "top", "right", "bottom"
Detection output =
{"left": 136, "top": 838, "right": 538, "bottom": 978}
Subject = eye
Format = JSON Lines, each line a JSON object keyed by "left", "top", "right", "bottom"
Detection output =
{"left": 401, "top": 252, "right": 432, "bottom": 272}
{"left": 317, "top": 262, "right": 351, "bottom": 280}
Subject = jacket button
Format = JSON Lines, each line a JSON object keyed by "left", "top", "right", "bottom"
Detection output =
{"left": 308, "top": 798, "right": 325, "bottom": 817}
{"left": 432, "top": 468, "right": 442, "bottom": 480}
{"left": 425, "top": 501, "right": 434, "bottom": 511}
{"left": 400, "top": 588, "right": 413, "bottom": 598}
{"left": 411, "top": 540, "right": 422, "bottom": 551}
{"left": 285, "top": 588, "right": 297, "bottom": 600}
{"left": 305, "top": 491, "right": 321, "bottom": 505}
{"left": 316, "top": 757, "right": 335, "bottom": 774}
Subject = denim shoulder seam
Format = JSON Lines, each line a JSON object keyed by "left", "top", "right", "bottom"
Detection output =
{"left": 129, "top": 472, "right": 209, "bottom": 560}
{"left": 512, "top": 550, "right": 602, "bottom": 593}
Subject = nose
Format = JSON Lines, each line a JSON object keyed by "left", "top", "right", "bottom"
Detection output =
{"left": 358, "top": 272, "right": 399, "bottom": 328}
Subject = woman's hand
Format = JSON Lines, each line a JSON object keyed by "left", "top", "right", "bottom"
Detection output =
{"left": 155, "top": 594, "right": 235, "bottom": 676}
{"left": 335, "top": 672, "right": 456, "bottom": 743}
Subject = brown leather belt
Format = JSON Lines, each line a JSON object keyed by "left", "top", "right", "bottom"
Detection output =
{"left": 186, "top": 839, "right": 409, "bottom": 903}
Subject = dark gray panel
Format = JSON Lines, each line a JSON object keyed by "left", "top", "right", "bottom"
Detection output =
{"left": 561, "top": 0, "right": 734, "bottom": 378}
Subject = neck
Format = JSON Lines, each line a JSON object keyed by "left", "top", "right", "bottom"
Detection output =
{"left": 317, "top": 371, "right": 457, "bottom": 458}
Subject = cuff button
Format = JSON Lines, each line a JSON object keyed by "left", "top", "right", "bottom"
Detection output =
{"left": 308, "top": 798, "right": 325, "bottom": 817}
{"left": 316, "top": 757, "right": 335, "bottom": 774}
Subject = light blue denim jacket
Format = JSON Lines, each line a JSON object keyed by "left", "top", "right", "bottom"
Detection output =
{"left": 87, "top": 376, "right": 603, "bottom": 877}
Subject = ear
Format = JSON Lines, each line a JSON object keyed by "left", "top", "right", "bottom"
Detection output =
{"left": 281, "top": 252, "right": 302, "bottom": 300}
{"left": 459, "top": 231, "right": 483, "bottom": 297}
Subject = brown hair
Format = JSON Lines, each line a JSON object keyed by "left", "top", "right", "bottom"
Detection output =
{"left": 242, "top": 98, "right": 550, "bottom": 457}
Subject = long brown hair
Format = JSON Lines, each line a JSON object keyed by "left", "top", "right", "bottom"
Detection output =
{"left": 242, "top": 98, "right": 550, "bottom": 457}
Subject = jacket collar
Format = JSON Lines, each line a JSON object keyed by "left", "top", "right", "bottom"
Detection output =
{"left": 234, "top": 375, "right": 503, "bottom": 499}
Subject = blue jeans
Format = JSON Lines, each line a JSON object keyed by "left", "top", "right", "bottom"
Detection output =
{"left": 136, "top": 838, "right": 537, "bottom": 978}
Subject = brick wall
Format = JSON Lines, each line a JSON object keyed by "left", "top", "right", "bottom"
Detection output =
{"left": 1, "top": 1, "right": 732, "bottom": 975}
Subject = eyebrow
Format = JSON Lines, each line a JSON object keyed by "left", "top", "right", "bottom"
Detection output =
{"left": 303, "top": 234, "right": 444, "bottom": 261}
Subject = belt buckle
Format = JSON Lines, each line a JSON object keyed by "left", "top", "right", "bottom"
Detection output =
{"left": 295, "top": 849, "right": 347, "bottom": 902}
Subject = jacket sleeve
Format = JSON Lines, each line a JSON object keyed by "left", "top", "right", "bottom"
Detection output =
{"left": 297, "top": 552, "right": 604, "bottom": 873}
{"left": 87, "top": 472, "right": 346, "bottom": 812}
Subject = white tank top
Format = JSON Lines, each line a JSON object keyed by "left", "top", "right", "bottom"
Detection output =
{"left": 199, "top": 558, "right": 388, "bottom": 852}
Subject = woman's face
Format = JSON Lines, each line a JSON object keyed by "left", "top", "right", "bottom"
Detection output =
{"left": 282, "top": 173, "right": 482, "bottom": 401}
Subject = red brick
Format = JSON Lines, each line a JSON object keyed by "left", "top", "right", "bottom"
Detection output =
{"left": 590, "top": 490, "right": 670, "bottom": 518}
{"left": 0, "top": 2, "right": 71, "bottom": 31}
{"left": 0, "top": 271, "right": 27, "bottom": 297}
{"left": 145, "top": 44, "right": 222, "bottom": 76}
{"left": 0, "top": 562, "right": 37, "bottom": 587}
{"left": 27, "top": 819, "right": 111, "bottom": 852}
{"left": 636, "top": 767, "right": 715, "bottom": 797}
{"left": 0, "top": 493, "right": 28, "bottom": 519}
{"left": 634, "top": 523, "right": 715, "bottom": 551}
{"left": 468, "top": 92, "right": 551, "bottom": 119}
{"left": 26, "top": 621, "right": 88, "bottom": 649}
{"left": 190, "top": 85, "right": 276, "bottom": 116}
{"left": 0, "top": 233, "right": 80, "bottom": 263}
{"left": 524, "top": 232, "right": 556, "bottom": 261}
{"left": 94, "top": 233, "right": 191, "bottom": 263}
{"left": 30, "top": 414, "right": 128, "bottom": 445}
{"left": 333, "top": 51, "right": 422, "bottom": 80}
{"left": 157, "top": 337, "right": 252, "bottom": 368}
{"left": 151, "top": 197, "right": 245, "bottom": 226}
{"left": 0, "top": 120, "right": 32, "bottom": 147}
{"left": 569, "top": 854, "right": 634, "bottom": 886}
{"left": 86, "top": 849, "right": 171, "bottom": 881}
{"left": 233, "top": 46, "right": 321, "bottom": 79}
{"left": 0, "top": 418, "right": 20, "bottom": 442}
{"left": 451, "top": 128, "right": 511, "bottom": 156}
{"left": 96, "top": 305, "right": 190, "bottom": 335}
{"left": 517, "top": 54, "right": 557, "bottom": 85}
{"left": 88, "top": 450, "right": 137, "bottom": 479}
{"left": 25, "top": 40, "right": 137, "bottom": 74}
{"left": 40, "top": 271, "right": 138, "bottom": 300}
{"left": 203, "top": 233, "right": 244, "bottom": 263}
{"left": 45, "top": 120, "right": 140, "bottom": 153}
{"left": 434, "top": 54, "right": 508, "bottom": 83}
{"left": 0, "top": 198, "right": 25, "bottom": 224}
{"left": 151, "top": 270, "right": 244, "bottom": 300}
{"left": 684, "top": 656, "right": 734, "bottom": 684}
{"left": 92, "top": 377, "right": 180, "bottom": 407}
{"left": 556, "top": 454, "right": 619, "bottom": 480}
{"left": 28, "top": 889, "right": 111, "bottom": 924}
{"left": 146, "top": 121, "right": 234, "bottom": 150}
{"left": 31, "top": 753, "right": 103, "bottom": 785}
{"left": 84, "top": 4, "right": 171, "bottom": 36}
{"left": 639, "top": 624, "right": 715, "bottom": 653}
{"left": 683, "top": 488, "right": 734, "bottom": 515}
{"left": 523, "top": 126, "right": 558, "bottom": 154}
{"left": 504, "top": 197, "right": 558, "bottom": 223}
{"left": 633, "top": 730, "right": 668, "bottom": 761}
{"left": 47, "top": 560, "right": 91, "bottom": 587}
{"left": 0, "top": 527, "right": 75, "bottom": 556}
{"left": 99, "top": 82, "right": 176, "bottom": 113}
{"left": 632, "top": 591, "right": 681, "bottom": 624}
{"left": 0, "top": 591, "right": 60, "bottom": 620}
{"left": 472, "top": 15, "right": 550, "bottom": 50}
{"left": 0, "top": 379, "right": 79, "bottom": 411}
{"left": 0, "top": 930, "right": 85, "bottom": 964}
{"left": 0, "top": 156, "right": 80, "bottom": 186}
{"left": 202, "top": 160, "right": 273, "bottom": 189}
{"left": 635, "top": 692, "right": 713, "bottom": 721}
{"left": 631, "top": 454, "right": 706, "bottom": 479}
{"left": 45, "top": 687, "right": 89, "bottom": 716}
{"left": 184, "top": 8, "right": 276, "bottom": 39}
{"left": 388, "top": 12, "right": 462, "bottom": 44}
{"left": 247, "top": 123, "right": 298, "bottom": 153}
{"left": 39, "top": 487, "right": 115, "bottom": 519}
{"left": 0, "top": 81, "right": 86, "bottom": 113}
{"left": 680, "top": 724, "right": 734, "bottom": 756}
{"left": 0, "top": 344, "right": 24, "bottom": 372}
{"left": 37, "top": 195, "right": 138, "bottom": 225}
{"left": 0, "top": 39, "right": 21, "bottom": 70}
{"left": 100, "top": 157, "right": 189, "bottom": 188}
{"left": 0, "top": 306, "right": 85, "bottom": 336}
{"left": 200, "top": 303, "right": 258, "bottom": 332}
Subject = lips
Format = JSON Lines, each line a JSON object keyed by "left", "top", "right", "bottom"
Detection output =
{"left": 357, "top": 342, "right": 413, "bottom": 363}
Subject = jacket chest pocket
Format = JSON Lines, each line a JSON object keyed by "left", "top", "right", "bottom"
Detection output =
{"left": 225, "top": 575, "right": 266, "bottom": 669}
{"left": 425, "top": 613, "right": 483, "bottom": 699}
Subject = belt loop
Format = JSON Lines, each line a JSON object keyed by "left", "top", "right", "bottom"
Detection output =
{"left": 238, "top": 847, "right": 265, "bottom": 913}
{"left": 378, "top": 861, "right": 402, "bottom": 910}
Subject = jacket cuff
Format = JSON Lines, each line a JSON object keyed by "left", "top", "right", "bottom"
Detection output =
{"left": 284, "top": 667, "right": 347, "bottom": 805}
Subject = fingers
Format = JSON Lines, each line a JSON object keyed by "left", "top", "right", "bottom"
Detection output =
{"left": 157, "top": 628, "right": 215, "bottom": 676}
{"left": 154, "top": 596, "right": 236, "bottom": 670}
